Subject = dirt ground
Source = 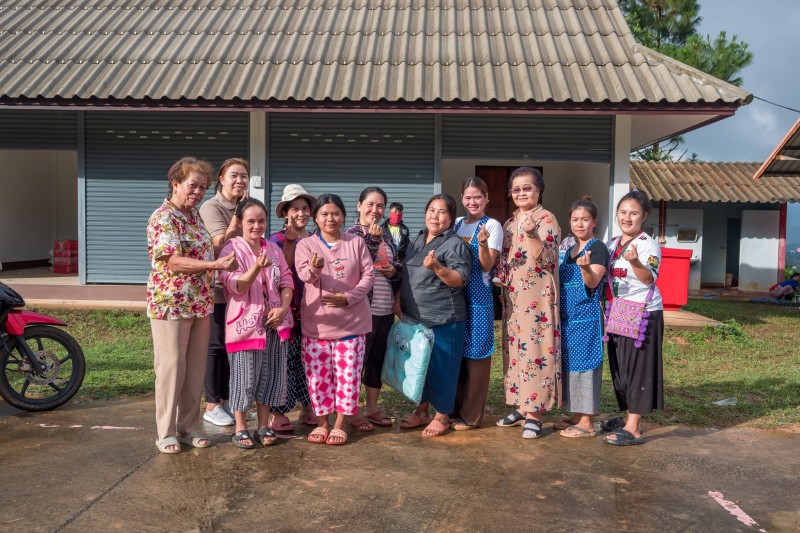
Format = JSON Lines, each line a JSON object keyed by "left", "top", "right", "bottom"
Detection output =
{"left": 1, "top": 398, "right": 798, "bottom": 532}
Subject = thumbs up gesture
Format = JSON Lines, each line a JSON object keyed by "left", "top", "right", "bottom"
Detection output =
{"left": 623, "top": 243, "right": 641, "bottom": 266}
{"left": 576, "top": 250, "right": 591, "bottom": 268}
{"left": 477, "top": 225, "right": 490, "bottom": 248}
{"left": 310, "top": 250, "right": 324, "bottom": 269}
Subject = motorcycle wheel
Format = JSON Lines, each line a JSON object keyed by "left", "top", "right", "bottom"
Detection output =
{"left": 0, "top": 325, "right": 86, "bottom": 412}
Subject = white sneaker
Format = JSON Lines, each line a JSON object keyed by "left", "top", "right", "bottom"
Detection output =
{"left": 203, "top": 405, "right": 235, "bottom": 426}
{"left": 222, "top": 403, "right": 256, "bottom": 422}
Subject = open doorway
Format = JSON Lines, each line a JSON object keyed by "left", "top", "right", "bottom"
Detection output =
{"left": 475, "top": 165, "right": 543, "bottom": 223}
{"left": 725, "top": 218, "right": 741, "bottom": 287}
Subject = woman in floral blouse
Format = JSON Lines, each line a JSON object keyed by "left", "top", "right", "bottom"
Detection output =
{"left": 496, "top": 167, "right": 562, "bottom": 439}
{"left": 146, "top": 156, "right": 238, "bottom": 454}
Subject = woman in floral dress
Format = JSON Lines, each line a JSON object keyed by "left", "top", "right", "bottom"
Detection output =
{"left": 496, "top": 167, "right": 561, "bottom": 439}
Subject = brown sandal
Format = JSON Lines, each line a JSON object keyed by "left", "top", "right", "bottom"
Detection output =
{"left": 399, "top": 412, "right": 430, "bottom": 429}
{"left": 421, "top": 419, "right": 448, "bottom": 437}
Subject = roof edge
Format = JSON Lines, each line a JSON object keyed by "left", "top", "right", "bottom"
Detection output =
{"left": 754, "top": 118, "right": 800, "bottom": 181}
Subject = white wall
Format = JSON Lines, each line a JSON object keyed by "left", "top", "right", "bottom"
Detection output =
{"left": 739, "top": 210, "right": 780, "bottom": 291}
{"left": 0, "top": 150, "right": 77, "bottom": 263}
{"left": 647, "top": 207, "right": 703, "bottom": 291}
{"left": 441, "top": 159, "right": 611, "bottom": 239}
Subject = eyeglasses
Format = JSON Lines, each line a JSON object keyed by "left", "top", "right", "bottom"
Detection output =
{"left": 510, "top": 185, "right": 536, "bottom": 195}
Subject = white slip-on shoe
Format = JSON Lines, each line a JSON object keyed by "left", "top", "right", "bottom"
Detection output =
{"left": 222, "top": 403, "right": 256, "bottom": 422}
{"left": 203, "top": 405, "right": 235, "bottom": 426}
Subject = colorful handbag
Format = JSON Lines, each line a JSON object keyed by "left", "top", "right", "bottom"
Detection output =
{"left": 602, "top": 238, "right": 655, "bottom": 348}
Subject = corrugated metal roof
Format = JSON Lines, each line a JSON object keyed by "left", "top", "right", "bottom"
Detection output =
{"left": 0, "top": 0, "right": 751, "bottom": 105}
{"left": 754, "top": 119, "right": 800, "bottom": 180}
{"left": 630, "top": 161, "right": 800, "bottom": 204}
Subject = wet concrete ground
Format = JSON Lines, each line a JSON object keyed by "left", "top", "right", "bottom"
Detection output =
{"left": 1, "top": 399, "right": 797, "bottom": 533}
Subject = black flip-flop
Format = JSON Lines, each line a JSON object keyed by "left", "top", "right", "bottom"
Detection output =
{"left": 604, "top": 428, "right": 644, "bottom": 446}
{"left": 600, "top": 416, "right": 626, "bottom": 432}
{"left": 522, "top": 418, "right": 542, "bottom": 439}
{"left": 232, "top": 430, "right": 256, "bottom": 449}
{"left": 496, "top": 411, "right": 526, "bottom": 427}
{"left": 254, "top": 427, "right": 278, "bottom": 447}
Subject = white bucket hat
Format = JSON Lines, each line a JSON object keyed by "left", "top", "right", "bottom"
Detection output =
{"left": 275, "top": 184, "right": 316, "bottom": 218}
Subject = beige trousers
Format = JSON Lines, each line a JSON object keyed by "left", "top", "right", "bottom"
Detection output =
{"left": 150, "top": 315, "right": 210, "bottom": 439}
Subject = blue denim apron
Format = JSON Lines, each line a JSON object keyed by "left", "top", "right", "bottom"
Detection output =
{"left": 558, "top": 239, "right": 604, "bottom": 372}
{"left": 455, "top": 216, "right": 494, "bottom": 360}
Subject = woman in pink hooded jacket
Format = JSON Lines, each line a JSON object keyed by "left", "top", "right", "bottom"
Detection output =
{"left": 219, "top": 198, "right": 294, "bottom": 449}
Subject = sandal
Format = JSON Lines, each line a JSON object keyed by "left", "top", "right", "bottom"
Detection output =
{"left": 255, "top": 427, "right": 278, "bottom": 447}
{"left": 600, "top": 416, "right": 626, "bottom": 432}
{"left": 232, "top": 430, "right": 256, "bottom": 449}
{"left": 604, "top": 428, "right": 644, "bottom": 446}
{"left": 298, "top": 411, "right": 319, "bottom": 426}
{"left": 522, "top": 418, "right": 542, "bottom": 439}
{"left": 346, "top": 416, "right": 375, "bottom": 432}
{"left": 307, "top": 426, "right": 329, "bottom": 444}
{"left": 269, "top": 414, "right": 294, "bottom": 432}
{"left": 155, "top": 435, "right": 181, "bottom": 454}
{"left": 559, "top": 425, "right": 597, "bottom": 438}
{"left": 176, "top": 431, "right": 212, "bottom": 448}
{"left": 553, "top": 418, "right": 576, "bottom": 431}
{"left": 450, "top": 418, "right": 475, "bottom": 431}
{"left": 326, "top": 428, "right": 348, "bottom": 445}
{"left": 496, "top": 411, "right": 526, "bottom": 427}
{"left": 421, "top": 419, "right": 448, "bottom": 438}
{"left": 399, "top": 412, "right": 430, "bottom": 429}
{"left": 365, "top": 410, "right": 393, "bottom": 427}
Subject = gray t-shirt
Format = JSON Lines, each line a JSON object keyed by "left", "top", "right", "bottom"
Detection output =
{"left": 399, "top": 229, "right": 472, "bottom": 327}
{"left": 199, "top": 191, "right": 237, "bottom": 305}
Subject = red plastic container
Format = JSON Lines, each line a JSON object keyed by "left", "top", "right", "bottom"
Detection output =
{"left": 656, "top": 247, "right": 693, "bottom": 311}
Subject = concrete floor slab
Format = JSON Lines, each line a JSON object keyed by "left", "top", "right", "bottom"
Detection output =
{"left": 0, "top": 399, "right": 797, "bottom": 532}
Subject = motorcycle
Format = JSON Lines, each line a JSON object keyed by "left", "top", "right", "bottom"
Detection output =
{"left": 0, "top": 281, "right": 85, "bottom": 411}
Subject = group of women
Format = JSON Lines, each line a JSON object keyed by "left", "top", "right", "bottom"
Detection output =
{"left": 146, "top": 158, "right": 664, "bottom": 453}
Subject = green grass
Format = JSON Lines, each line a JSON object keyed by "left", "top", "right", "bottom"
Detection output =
{"left": 32, "top": 300, "right": 800, "bottom": 428}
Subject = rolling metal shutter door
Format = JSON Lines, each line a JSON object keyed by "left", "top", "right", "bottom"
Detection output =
{"left": 442, "top": 115, "right": 612, "bottom": 163}
{"left": 84, "top": 111, "right": 248, "bottom": 283}
{"left": 0, "top": 109, "right": 78, "bottom": 149}
{"left": 269, "top": 113, "right": 434, "bottom": 236}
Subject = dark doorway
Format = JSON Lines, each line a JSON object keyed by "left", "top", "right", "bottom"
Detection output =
{"left": 726, "top": 218, "right": 741, "bottom": 286}
{"left": 475, "top": 166, "right": 512, "bottom": 223}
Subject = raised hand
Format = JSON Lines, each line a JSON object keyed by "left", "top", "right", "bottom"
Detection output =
{"left": 477, "top": 224, "right": 490, "bottom": 247}
{"left": 255, "top": 249, "right": 273, "bottom": 269}
{"left": 521, "top": 214, "right": 539, "bottom": 238}
{"left": 576, "top": 250, "right": 592, "bottom": 267}
{"left": 284, "top": 223, "right": 299, "bottom": 242}
{"left": 623, "top": 243, "right": 640, "bottom": 265}
{"left": 376, "top": 263, "right": 398, "bottom": 278}
{"left": 216, "top": 251, "right": 238, "bottom": 272}
{"left": 310, "top": 250, "right": 324, "bottom": 268}
{"left": 423, "top": 249, "right": 440, "bottom": 271}
{"left": 368, "top": 223, "right": 383, "bottom": 237}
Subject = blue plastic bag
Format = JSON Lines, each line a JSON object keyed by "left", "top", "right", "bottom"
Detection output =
{"left": 381, "top": 319, "right": 434, "bottom": 404}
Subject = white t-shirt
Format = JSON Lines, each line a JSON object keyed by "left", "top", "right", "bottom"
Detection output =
{"left": 606, "top": 232, "right": 663, "bottom": 312}
{"left": 455, "top": 216, "right": 503, "bottom": 287}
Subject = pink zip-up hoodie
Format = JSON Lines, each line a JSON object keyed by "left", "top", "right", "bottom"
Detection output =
{"left": 219, "top": 237, "right": 294, "bottom": 353}
{"left": 294, "top": 232, "right": 375, "bottom": 339}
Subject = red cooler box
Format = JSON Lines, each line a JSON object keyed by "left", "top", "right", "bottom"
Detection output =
{"left": 656, "top": 247, "right": 692, "bottom": 310}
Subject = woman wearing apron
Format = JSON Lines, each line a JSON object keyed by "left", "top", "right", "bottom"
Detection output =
{"left": 555, "top": 197, "right": 608, "bottom": 438}
{"left": 450, "top": 177, "right": 503, "bottom": 431}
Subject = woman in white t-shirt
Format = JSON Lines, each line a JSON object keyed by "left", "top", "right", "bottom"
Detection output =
{"left": 449, "top": 177, "right": 503, "bottom": 430}
{"left": 603, "top": 189, "right": 664, "bottom": 446}
{"left": 344, "top": 187, "right": 402, "bottom": 431}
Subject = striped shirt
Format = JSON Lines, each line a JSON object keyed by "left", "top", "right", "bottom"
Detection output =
{"left": 370, "top": 244, "right": 395, "bottom": 316}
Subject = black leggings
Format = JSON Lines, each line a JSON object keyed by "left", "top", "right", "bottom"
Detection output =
{"left": 203, "top": 303, "right": 229, "bottom": 404}
{"left": 362, "top": 314, "right": 394, "bottom": 389}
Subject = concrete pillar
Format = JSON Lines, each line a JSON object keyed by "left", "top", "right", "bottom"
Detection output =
{"left": 248, "top": 111, "right": 267, "bottom": 205}
{"left": 607, "top": 115, "right": 632, "bottom": 240}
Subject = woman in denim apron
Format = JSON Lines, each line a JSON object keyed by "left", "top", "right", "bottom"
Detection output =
{"left": 555, "top": 197, "right": 608, "bottom": 438}
{"left": 449, "top": 177, "right": 503, "bottom": 430}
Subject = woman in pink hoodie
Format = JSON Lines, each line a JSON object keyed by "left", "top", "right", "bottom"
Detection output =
{"left": 295, "top": 193, "right": 375, "bottom": 445}
{"left": 219, "top": 198, "right": 294, "bottom": 449}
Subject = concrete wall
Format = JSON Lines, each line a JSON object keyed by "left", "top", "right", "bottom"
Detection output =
{"left": 646, "top": 207, "right": 703, "bottom": 291}
{"left": 0, "top": 150, "right": 77, "bottom": 263}
{"left": 740, "top": 209, "right": 781, "bottom": 291}
{"left": 441, "top": 159, "right": 611, "bottom": 238}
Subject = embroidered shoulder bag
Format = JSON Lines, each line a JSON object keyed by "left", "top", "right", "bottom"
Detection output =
{"left": 602, "top": 236, "right": 654, "bottom": 348}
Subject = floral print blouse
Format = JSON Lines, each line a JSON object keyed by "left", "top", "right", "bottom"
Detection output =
{"left": 146, "top": 199, "right": 214, "bottom": 320}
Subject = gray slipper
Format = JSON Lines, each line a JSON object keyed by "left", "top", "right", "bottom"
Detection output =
{"left": 176, "top": 431, "right": 212, "bottom": 448}
{"left": 155, "top": 435, "right": 181, "bottom": 454}
{"left": 559, "top": 425, "right": 597, "bottom": 438}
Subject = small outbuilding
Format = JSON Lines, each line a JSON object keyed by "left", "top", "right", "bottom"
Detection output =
{"left": 630, "top": 160, "right": 800, "bottom": 292}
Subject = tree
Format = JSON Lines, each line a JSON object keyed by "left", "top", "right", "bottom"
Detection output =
{"left": 620, "top": 0, "right": 754, "bottom": 161}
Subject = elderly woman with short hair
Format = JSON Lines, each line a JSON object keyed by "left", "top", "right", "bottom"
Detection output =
{"left": 147, "top": 156, "right": 238, "bottom": 454}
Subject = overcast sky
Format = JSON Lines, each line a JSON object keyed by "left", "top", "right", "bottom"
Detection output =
{"left": 682, "top": 0, "right": 800, "bottom": 162}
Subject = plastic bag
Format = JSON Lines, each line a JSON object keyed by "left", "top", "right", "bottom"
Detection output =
{"left": 381, "top": 319, "right": 435, "bottom": 404}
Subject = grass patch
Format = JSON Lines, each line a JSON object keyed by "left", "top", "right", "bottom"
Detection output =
{"left": 32, "top": 300, "right": 800, "bottom": 429}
